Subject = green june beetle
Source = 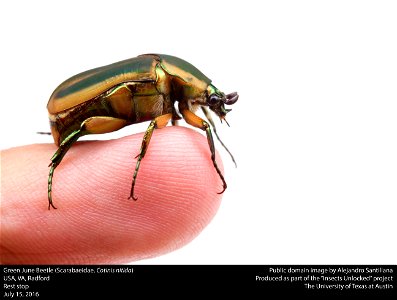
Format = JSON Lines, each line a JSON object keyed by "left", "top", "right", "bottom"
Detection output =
{"left": 46, "top": 54, "right": 239, "bottom": 209}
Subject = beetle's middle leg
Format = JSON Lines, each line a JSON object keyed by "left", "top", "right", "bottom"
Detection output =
{"left": 129, "top": 113, "right": 172, "bottom": 200}
{"left": 180, "top": 108, "right": 227, "bottom": 194}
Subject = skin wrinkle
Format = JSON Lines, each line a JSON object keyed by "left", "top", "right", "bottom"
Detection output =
{"left": 1, "top": 127, "right": 223, "bottom": 264}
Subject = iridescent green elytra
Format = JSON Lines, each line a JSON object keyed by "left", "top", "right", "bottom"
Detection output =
{"left": 47, "top": 54, "right": 239, "bottom": 209}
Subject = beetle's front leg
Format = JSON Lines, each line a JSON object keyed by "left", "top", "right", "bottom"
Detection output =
{"left": 201, "top": 106, "right": 237, "bottom": 167}
{"left": 180, "top": 107, "right": 227, "bottom": 194}
{"left": 129, "top": 113, "right": 172, "bottom": 200}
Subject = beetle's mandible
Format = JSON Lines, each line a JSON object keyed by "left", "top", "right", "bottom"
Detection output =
{"left": 46, "top": 54, "right": 239, "bottom": 209}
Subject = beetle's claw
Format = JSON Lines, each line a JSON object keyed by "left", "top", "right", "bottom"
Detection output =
{"left": 129, "top": 185, "right": 138, "bottom": 201}
{"left": 128, "top": 195, "right": 138, "bottom": 201}
{"left": 129, "top": 180, "right": 138, "bottom": 201}
{"left": 217, "top": 183, "right": 227, "bottom": 194}
{"left": 48, "top": 202, "right": 58, "bottom": 210}
{"left": 48, "top": 193, "right": 58, "bottom": 209}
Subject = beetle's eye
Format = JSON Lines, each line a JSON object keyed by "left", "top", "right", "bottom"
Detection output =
{"left": 208, "top": 94, "right": 219, "bottom": 106}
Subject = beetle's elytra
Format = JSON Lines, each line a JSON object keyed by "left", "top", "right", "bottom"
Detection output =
{"left": 47, "top": 54, "right": 238, "bottom": 209}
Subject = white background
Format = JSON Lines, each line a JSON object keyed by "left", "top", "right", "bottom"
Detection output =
{"left": 1, "top": 0, "right": 396, "bottom": 264}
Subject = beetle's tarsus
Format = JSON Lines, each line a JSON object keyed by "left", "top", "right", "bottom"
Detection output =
{"left": 213, "top": 161, "right": 228, "bottom": 195}
{"left": 216, "top": 169, "right": 227, "bottom": 194}
{"left": 129, "top": 119, "right": 160, "bottom": 202}
{"left": 130, "top": 155, "right": 141, "bottom": 200}
{"left": 129, "top": 182, "right": 137, "bottom": 200}
{"left": 129, "top": 180, "right": 138, "bottom": 201}
{"left": 217, "top": 186, "right": 227, "bottom": 194}
{"left": 208, "top": 134, "right": 228, "bottom": 195}
{"left": 47, "top": 129, "right": 82, "bottom": 210}
{"left": 48, "top": 201, "right": 58, "bottom": 210}
{"left": 128, "top": 195, "right": 138, "bottom": 201}
{"left": 48, "top": 163, "right": 58, "bottom": 210}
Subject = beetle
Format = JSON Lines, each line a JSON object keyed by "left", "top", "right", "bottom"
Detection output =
{"left": 46, "top": 54, "right": 238, "bottom": 209}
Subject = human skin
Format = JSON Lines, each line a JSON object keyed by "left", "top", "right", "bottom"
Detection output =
{"left": 0, "top": 127, "right": 223, "bottom": 264}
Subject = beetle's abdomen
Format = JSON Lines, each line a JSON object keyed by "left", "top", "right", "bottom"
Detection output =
{"left": 47, "top": 56, "right": 157, "bottom": 114}
{"left": 49, "top": 82, "right": 172, "bottom": 146}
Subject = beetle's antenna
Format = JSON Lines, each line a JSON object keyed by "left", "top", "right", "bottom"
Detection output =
{"left": 201, "top": 107, "right": 237, "bottom": 167}
{"left": 223, "top": 92, "right": 239, "bottom": 105}
{"left": 223, "top": 118, "right": 231, "bottom": 127}
{"left": 37, "top": 132, "right": 52, "bottom": 135}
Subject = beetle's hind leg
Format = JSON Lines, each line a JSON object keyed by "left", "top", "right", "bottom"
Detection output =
{"left": 129, "top": 113, "right": 172, "bottom": 200}
{"left": 48, "top": 129, "right": 83, "bottom": 209}
{"left": 48, "top": 116, "right": 127, "bottom": 209}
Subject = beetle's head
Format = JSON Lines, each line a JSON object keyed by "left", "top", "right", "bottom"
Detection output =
{"left": 206, "top": 85, "right": 238, "bottom": 121}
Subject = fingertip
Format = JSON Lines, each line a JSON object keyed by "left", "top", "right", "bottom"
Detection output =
{"left": 1, "top": 127, "right": 226, "bottom": 264}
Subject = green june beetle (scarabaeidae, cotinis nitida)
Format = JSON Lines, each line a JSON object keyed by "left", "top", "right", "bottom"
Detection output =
{"left": 46, "top": 54, "right": 239, "bottom": 209}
